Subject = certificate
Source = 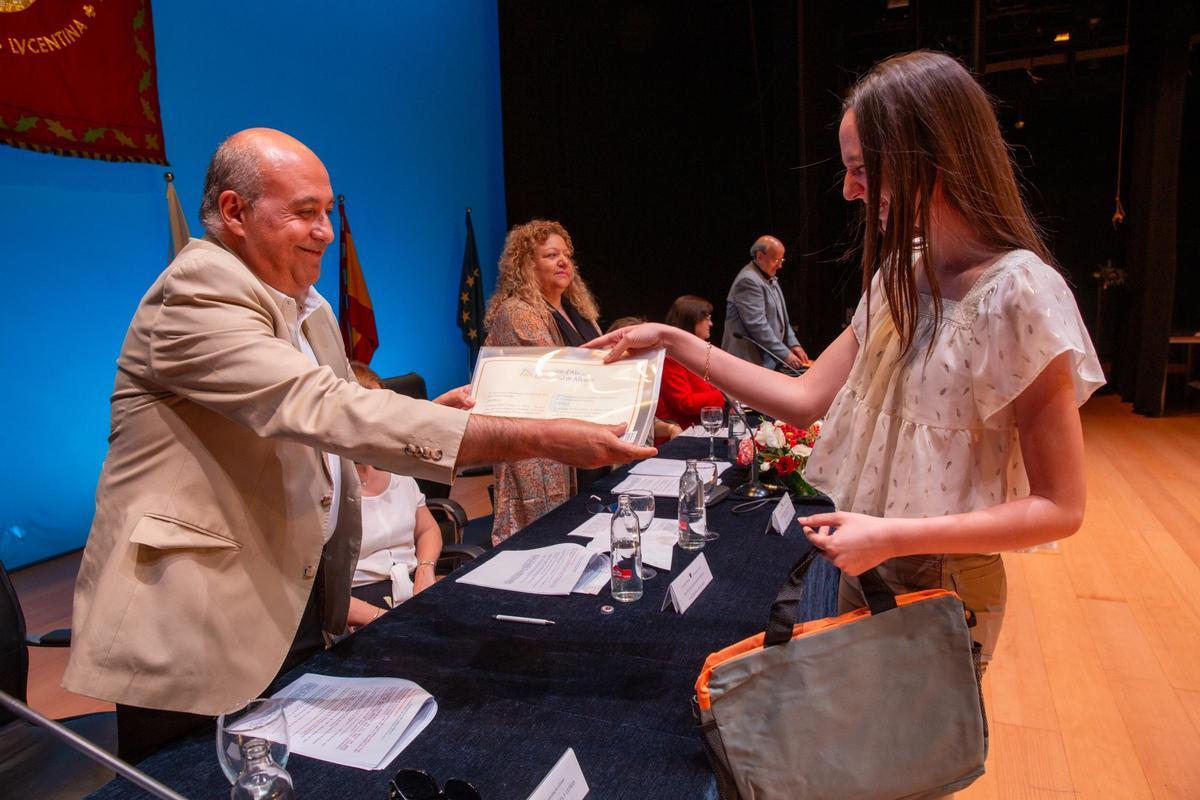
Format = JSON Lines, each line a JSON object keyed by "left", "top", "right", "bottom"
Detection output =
{"left": 469, "top": 346, "right": 665, "bottom": 444}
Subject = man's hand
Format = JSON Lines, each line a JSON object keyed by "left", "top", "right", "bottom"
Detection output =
{"left": 433, "top": 385, "right": 476, "bottom": 410}
{"left": 544, "top": 420, "right": 657, "bottom": 468}
{"left": 584, "top": 323, "right": 672, "bottom": 363}
{"left": 784, "top": 352, "right": 805, "bottom": 370}
{"left": 790, "top": 345, "right": 812, "bottom": 368}
{"left": 458, "top": 416, "right": 656, "bottom": 468}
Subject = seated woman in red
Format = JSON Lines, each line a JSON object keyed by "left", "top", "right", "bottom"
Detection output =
{"left": 656, "top": 295, "right": 725, "bottom": 431}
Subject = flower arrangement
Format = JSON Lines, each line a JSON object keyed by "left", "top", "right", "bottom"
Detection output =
{"left": 736, "top": 419, "right": 822, "bottom": 496}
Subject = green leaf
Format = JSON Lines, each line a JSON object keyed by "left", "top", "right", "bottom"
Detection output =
{"left": 138, "top": 69, "right": 151, "bottom": 93}
{"left": 82, "top": 127, "right": 107, "bottom": 143}
{"left": 0, "top": 116, "right": 8, "bottom": 131}
{"left": 44, "top": 118, "right": 77, "bottom": 141}
{"left": 132, "top": 6, "right": 145, "bottom": 30}
{"left": 140, "top": 97, "right": 156, "bottom": 123}
{"left": 113, "top": 129, "right": 135, "bottom": 148}
{"left": 134, "top": 37, "right": 149, "bottom": 64}
{"left": 15, "top": 116, "right": 38, "bottom": 133}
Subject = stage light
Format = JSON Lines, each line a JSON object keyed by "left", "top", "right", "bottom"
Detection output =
{"left": 1054, "top": 32, "right": 1071, "bottom": 43}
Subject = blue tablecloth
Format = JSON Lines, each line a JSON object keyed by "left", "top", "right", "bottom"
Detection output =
{"left": 88, "top": 437, "right": 840, "bottom": 800}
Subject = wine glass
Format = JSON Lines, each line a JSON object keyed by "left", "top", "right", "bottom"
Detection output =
{"left": 216, "top": 698, "right": 290, "bottom": 784}
{"left": 695, "top": 461, "right": 721, "bottom": 541}
{"left": 624, "top": 489, "right": 657, "bottom": 580}
{"left": 700, "top": 406, "right": 724, "bottom": 461}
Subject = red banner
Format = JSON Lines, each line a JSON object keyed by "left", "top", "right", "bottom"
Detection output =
{"left": 0, "top": 0, "right": 167, "bottom": 164}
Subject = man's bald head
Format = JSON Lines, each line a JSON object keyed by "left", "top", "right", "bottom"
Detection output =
{"left": 750, "top": 235, "right": 785, "bottom": 276}
{"left": 199, "top": 128, "right": 323, "bottom": 234}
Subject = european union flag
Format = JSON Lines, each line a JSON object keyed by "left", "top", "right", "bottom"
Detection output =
{"left": 458, "top": 208, "right": 485, "bottom": 368}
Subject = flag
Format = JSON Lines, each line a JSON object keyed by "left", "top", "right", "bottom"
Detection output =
{"left": 458, "top": 208, "right": 485, "bottom": 367}
{"left": 165, "top": 172, "right": 190, "bottom": 260}
{"left": 337, "top": 196, "right": 378, "bottom": 364}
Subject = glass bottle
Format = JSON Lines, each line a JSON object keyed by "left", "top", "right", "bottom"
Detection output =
{"left": 610, "top": 494, "right": 644, "bottom": 602}
{"left": 678, "top": 459, "right": 707, "bottom": 551}
{"left": 231, "top": 738, "right": 295, "bottom": 800}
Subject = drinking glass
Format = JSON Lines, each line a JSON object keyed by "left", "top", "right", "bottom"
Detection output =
{"left": 700, "top": 406, "right": 724, "bottom": 461}
{"left": 695, "top": 461, "right": 721, "bottom": 541}
{"left": 216, "top": 698, "right": 290, "bottom": 784}
{"left": 624, "top": 489, "right": 657, "bottom": 580}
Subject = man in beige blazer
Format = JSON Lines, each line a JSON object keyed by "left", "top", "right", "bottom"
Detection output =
{"left": 63, "top": 128, "right": 653, "bottom": 760}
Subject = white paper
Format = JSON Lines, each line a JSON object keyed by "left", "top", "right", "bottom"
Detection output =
{"left": 570, "top": 553, "right": 612, "bottom": 595}
{"left": 526, "top": 747, "right": 589, "bottom": 800}
{"left": 629, "top": 458, "right": 731, "bottom": 477}
{"left": 769, "top": 493, "right": 797, "bottom": 535}
{"left": 610, "top": 474, "right": 683, "bottom": 498}
{"left": 662, "top": 553, "right": 713, "bottom": 614}
{"left": 678, "top": 425, "right": 728, "bottom": 438}
{"left": 567, "top": 514, "right": 675, "bottom": 572}
{"left": 271, "top": 674, "right": 436, "bottom": 771}
{"left": 456, "top": 543, "right": 592, "bottom": 595}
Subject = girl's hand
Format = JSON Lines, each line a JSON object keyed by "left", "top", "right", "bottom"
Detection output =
{"left": 584, "top": 323, "right": 674, "bottom": 363}
{"left": 799, "top": 511, "right": 900, "bottom": 576}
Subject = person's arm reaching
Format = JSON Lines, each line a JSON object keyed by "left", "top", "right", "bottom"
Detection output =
{"left": 411, "top": 505, "right": 442, "bottom": 595}
{"left": 586, "top": 323, "right": 857, "bottom": 428}
{"left": 457, "top": 416, "right": 656, "bottom": 470}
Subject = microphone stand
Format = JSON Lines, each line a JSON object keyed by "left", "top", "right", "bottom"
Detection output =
{"left": 0, "top": 690, "right": 191, "bottom": 800}
{"left": 732, "top": 331, "right": 805, "bottom": 376}
{"left": 725, "top": 395, "right": 771, "bottom": 498}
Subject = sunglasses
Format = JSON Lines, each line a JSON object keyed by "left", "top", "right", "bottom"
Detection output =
{"left": 389, "top": 769, "right": 480, "bottom": 800}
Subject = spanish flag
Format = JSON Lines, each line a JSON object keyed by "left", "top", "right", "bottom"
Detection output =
{"left": 337, "top": 196, "right": 378, "bottom": 364}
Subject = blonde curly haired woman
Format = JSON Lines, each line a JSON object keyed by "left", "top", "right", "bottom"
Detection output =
{"left": 483, "top": 219, "right": 603, "bottom": 544}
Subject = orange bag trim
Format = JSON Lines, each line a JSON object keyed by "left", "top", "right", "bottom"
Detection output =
{"left": 694, "top": 588, "right": 962, "bottom": 711}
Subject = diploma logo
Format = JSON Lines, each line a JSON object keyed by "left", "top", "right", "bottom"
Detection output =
{"left": 520, "top": 367, "right": 594, "bottom": 384}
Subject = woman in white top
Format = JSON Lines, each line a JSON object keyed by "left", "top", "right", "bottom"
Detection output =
{"left": 588, "top": 50, "right": 1103, "bottom": 667}
{"left": 346, "top": 363, "right": 445, "bottom": 627}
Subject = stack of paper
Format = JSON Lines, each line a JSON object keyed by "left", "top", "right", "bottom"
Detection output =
{"left": 456, "top": 542, "right": 609, "bottom": 595}
{"left": 611, "top": 459, "right": 731, "bottom": 497}
{"left": 568, "top": 513, "right": 677, "bottom": 573}
{"left": 271, "top": 674, "right": 436, "bottom": 770}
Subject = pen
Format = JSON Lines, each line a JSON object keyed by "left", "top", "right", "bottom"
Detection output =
{"left": 493, "top": 614, "right": 556, "bottom": 626}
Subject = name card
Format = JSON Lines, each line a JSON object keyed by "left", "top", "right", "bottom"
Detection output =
{"left": 526, "top": 747, "right": 589, "bottom": 800}
{"left": 662, "top": 553, "right": 713, "bottom": 614}
{"left": 768, "top": 493, "right": 797, "bottom": 535}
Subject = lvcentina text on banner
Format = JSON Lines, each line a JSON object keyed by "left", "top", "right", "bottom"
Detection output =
{"left": 337, "top": 196, "right": 378, "bottom": 364}
{"left": 458, "top": 208, "right": 485, "bottom": 368}
{"left": 0, "top": 0, "right": 168, "bottom": 164}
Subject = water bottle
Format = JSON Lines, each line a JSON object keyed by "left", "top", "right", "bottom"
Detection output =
{"left": 727, "top": 402, "right": 747, "bottom": 461}
{"left": 678, "top": 459, "right": 706, "bottom": 551}
{"left": 231, "top": 738, "right": 295, "bottom": 800}
{"left": 610, "top": 494, "right": 643, "bottom": 602}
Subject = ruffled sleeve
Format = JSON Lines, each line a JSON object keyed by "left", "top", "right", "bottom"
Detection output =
{"left": 850, "top": 271, "right": 882, "bottom": 343}
{"left": 970, "top": 253, "right": 1105, "bottom": 426}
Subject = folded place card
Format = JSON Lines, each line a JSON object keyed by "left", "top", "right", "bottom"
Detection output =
{"left": 662, "top": 553, "right": 713, "bottom": 614}
{"left": 526, "top": 747, "right": 589, "bottom": 800}
{"left": 768, "top": 493, "right": 796, "bottom": 535}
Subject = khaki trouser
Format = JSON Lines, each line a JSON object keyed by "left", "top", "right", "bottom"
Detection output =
{"left": 839, "top": 553, "right": 1007, "bottom": 667}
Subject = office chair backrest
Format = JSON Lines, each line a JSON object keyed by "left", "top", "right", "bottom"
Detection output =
{"left": 0, "top": 560, "right": 29, "bottom": 724}
{"left": 382, "top": 372, "right": 449, "bottom": 500}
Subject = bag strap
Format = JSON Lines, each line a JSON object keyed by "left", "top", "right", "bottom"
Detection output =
{"left": 764, "top": 546, "right": 897, "bottom": 647}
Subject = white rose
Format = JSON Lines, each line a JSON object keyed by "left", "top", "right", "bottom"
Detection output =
{"left": 792, "top": 443, "right": 812, "bottom": 458}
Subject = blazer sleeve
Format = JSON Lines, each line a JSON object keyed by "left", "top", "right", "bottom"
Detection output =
{"left": 146, "top": 260, "right": 469, "bottom": 483}
{"left": 729, "top": 276, "right": 791, "bottom": 361}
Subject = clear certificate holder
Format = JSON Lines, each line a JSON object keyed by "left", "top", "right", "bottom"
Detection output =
{"left": 468, "top": 346, "right": 666, "bottom": 445}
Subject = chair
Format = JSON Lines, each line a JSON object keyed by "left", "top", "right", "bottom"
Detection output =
{"left": 0, "top": 559, "right": 118, "bottom": 798}
{"left": 384, "top": 372, "right": 495, "bottom": 552}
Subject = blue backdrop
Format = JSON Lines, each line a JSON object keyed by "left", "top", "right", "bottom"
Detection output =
{"left": 0, "top": 1, "right": 507, "bottom": 569}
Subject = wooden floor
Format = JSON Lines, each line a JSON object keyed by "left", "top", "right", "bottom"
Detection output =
{"left": 14, "top": 395, "right": 1200, "bottom": 798}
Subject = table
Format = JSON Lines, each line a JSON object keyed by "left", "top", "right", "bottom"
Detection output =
{"left": 88, "top": 437, "right": 841, "bottom": 800}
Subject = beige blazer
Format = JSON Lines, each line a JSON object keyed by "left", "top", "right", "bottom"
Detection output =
{"left": 63, "top": 237, "right": 469, "bottom": 715}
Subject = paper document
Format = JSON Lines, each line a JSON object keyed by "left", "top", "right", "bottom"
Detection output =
{"left": 457, "top": 543, "right": 594, "bottom": 595}
{"left": 271, "top": 674, "right": 436, "bottom": 771}
{"left": 630, "top": 458, "right": 731, "bottom": 477}
{"left": 571, "top": 553, "right": 612, "bottom": 595}
{"left": 526, "top": 747, "right": 589, "bottom": 800}
{"left": 469, "top": 346, "right": 665, "bottom": 444}
{"left": 610, "top": 474, "right": 685, "bottom": 498}
{"left": 678, "top": 425, "right": 728, "bottom": 438}
{"left": 567, "top": 514, "right": 675, "bottom": 572}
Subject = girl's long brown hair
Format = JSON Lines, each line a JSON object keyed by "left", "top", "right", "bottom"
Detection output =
{"left": 845, "top": 50, "right": 1051, "bottom": 353}
{"left": 484, "top": 219, "right": 600, "bottom": 329}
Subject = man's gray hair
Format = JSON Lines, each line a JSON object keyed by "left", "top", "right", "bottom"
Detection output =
{"left": 749, "top": 239, "right": 771, "bottom": 259}
{"left": 199, "top": 137, "right": 264, "bottom": 233}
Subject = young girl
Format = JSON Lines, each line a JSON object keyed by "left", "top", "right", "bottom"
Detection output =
{"left": 588, "top": 50, "right": 1104, "bottom": 666}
